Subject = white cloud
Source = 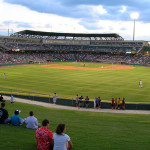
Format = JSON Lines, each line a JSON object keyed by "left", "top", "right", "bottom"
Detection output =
{"left": 120, "top": 6, "right": 127, "bottom": 13}
{"left": 77, "top": 4, "right": 107, "bottom": 18}
{"left": 0, "top": 0, "right": 149, "bottom": 40}
{"left": 0, "top": 0, "right": 87, "bottom": 33}
{"left": 92, "top": 5, "right": 107, "bottom": 15}
{"left": 93, "top": 20, "right": 150, "bottom": 40}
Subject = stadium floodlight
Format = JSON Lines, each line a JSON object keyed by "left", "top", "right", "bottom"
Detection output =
{"left": 130, "top": 12, "right": 139, "bottom": 41}
{"left": 130, "top": 12, "right": 139, "bottom": 20}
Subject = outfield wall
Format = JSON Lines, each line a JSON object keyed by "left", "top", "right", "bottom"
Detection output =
{"left": 0, "top": 62, "right": 29, "bottom": 66}
{"left": 0, "top": 61, "right": 149, "bottom": 67}
{"left": 3, "top": 93, "right": 150, "bottom": 110}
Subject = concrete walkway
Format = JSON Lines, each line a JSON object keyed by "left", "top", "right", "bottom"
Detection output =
{"left": 4, "top": 96, "right": 150, "bottom": 115}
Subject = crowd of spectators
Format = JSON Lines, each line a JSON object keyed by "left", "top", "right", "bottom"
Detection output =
{"left": 0, "top": 100, "right": 73, "bottom": 150}
{"left": 1, "top": 42, "right": 142, "bottom": 53}
{"left": 75, "top": 95, "right": 126, "bottom": 110}
{"left": 0, "top": 51, "right": 150, "bottom": 65}
{"left": 0, "top": 36, "right": 144, "bottom": 53}
{"left": 1, "top": 36, "right": 149, "bottom": 65}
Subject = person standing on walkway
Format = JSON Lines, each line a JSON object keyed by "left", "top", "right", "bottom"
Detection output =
{"left": 79, "top": 96, "right": 84, "bottom": 108}
{"left": 111, "top": 98, "right": 115, "bottom": 110}
{"left": 97, "top": 97, "right": 101, "bottom": 109}
{"left": 94, "top": 97, "right": 97, "bottom": 109}
{"left": 117, "top": 98, "right": 121, "bottom": 110}
{"left": 75, "top": 94, "right": 79, "bottom": 107}
{"left": 53, "top": 93, "right": 57, "bottom": 105}
{"left": 122, "top": 98, "right": 125, "bottom": 110}
{"left": 85, "top": 96, "right": 89, "bottom": 108}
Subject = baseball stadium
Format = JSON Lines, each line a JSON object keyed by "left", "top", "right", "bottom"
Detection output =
{"left": 0, "top": 30, "right": 150, "bottom": 150}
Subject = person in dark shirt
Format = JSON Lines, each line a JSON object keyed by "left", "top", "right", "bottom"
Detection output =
{"left": 85, "top": 96, "right": 89, "bottom": 108}
{"left": 79, "top": 96, "right": 84, "bottom": 108}
{"left": 0, "top": 95, "right": 5, "bottom": 102}
{"left": 122, "top": 98, "right": 125, "bottom": 110}
{"left": 97, "top": 97, "right": 101, "bottom": 109}
{"left": 0, "top": 102, "right": 10, "bottom": 124}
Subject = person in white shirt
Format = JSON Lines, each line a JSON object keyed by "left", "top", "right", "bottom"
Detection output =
{"left": 10, "top": 95, "right": 14, "bottom": 103}
{"left": 53, "top": 93, "right": 57, "bottom": 104}
{"left": 139, "top": 80, "right": 143, "bottom": 88}
{"left": 26, "top": 111, "right": 38, "bottom": 129}
{"left": 93, "top": 97, "right": 97, "bottom": 109}
{"left": 53, "top": 123, "right": 73, "bottom": 150}
{"left": 3, "top": 73, "right": 5, "bottom": 80}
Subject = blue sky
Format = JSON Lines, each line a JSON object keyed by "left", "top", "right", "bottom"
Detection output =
{"left": 0, "top": 0, "right": 150, "bottom": 40}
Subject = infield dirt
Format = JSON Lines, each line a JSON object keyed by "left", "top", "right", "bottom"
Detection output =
{"left": 41, "top": 64, "right": 135, "bottom": 70}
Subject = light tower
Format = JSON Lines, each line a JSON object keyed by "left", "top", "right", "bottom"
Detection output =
{"left": 130, "top": 12, "right": 139, "bottom": 41}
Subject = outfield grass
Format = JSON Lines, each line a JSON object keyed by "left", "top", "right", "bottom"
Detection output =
{"left": 0, "top": 101, "right": 150, "bottom": 150}
{"left": 0, "top": 62, "right": 150, "bottom": 102}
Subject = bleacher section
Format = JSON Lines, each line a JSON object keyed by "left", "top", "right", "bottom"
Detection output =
{"left": 0, "top": 30, "right": 149, "bottom": 65}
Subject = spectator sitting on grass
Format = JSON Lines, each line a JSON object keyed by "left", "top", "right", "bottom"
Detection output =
{"left": 53, "top": 123, "right": 73, "bottom": 150}
{"left": 26, "top": 111, "right": 39, "bottom": 129}
{"left": 0, "top": 94, "right": 5, "bottom": 102}
{"left": 35, "top": 119, "right": 53, "bottom": 150}
{"left": 11, "top": 110, "right": 22, "bottom": 126}
{"left": 0, "top": 102, "right": 11, "bottom": 124}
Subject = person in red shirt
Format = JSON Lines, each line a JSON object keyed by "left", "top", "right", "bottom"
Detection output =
{"left": 35, "top": 119, "right": 53, "bottom": 150}
{"left": 111, "top": 98, "right": 115, "bottom": 110}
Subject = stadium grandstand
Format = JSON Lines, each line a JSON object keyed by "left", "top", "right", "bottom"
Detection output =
{"left": 0, "top": 30, "right": 150, "bottom": 65}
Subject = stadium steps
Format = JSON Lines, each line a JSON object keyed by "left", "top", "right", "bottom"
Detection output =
{"left": 137, "top": 46, "right": 144, "bottom": 54}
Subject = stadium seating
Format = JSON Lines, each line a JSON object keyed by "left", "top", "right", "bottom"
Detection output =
{"left": 0, "top": 33, "right": 149, "bottom": 65}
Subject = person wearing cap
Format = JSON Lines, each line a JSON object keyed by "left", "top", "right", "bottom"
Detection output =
{"left": 26, "top": 111, "right": 38, "bottom": 129}
{"left": 11, "top": 110, "right": 22, "bottom": 126}
{"left": 10, "top": 95, "right": 14, "bottom": 103}
{"left": 0, "top": 102, "right": 11, "bottom": 124}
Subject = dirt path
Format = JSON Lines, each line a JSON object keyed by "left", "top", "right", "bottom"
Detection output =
{"left": 41, "top": 64, "right": 135, "bottom": 71}
{"left": 4, "top": 96, "right": 150, "bottom": 115}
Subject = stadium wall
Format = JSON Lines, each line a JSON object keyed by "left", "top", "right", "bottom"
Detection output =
{"left": 3, "top": 93, "right": 150, "bottom": 110}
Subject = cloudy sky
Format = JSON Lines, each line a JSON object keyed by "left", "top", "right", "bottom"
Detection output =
{"left": 0, "top": 0, "right": 150, "bottom": 40}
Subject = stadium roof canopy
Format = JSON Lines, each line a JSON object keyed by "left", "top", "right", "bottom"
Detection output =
{"left": 10, "top": 30, "right": 124, "bottom": 41}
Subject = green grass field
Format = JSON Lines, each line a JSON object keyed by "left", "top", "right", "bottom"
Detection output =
{"left": 0, "top": 62, "right": 150, "bottom": 102}
{"left": 0, "top": 101, "right": 150, "bottom": 150}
